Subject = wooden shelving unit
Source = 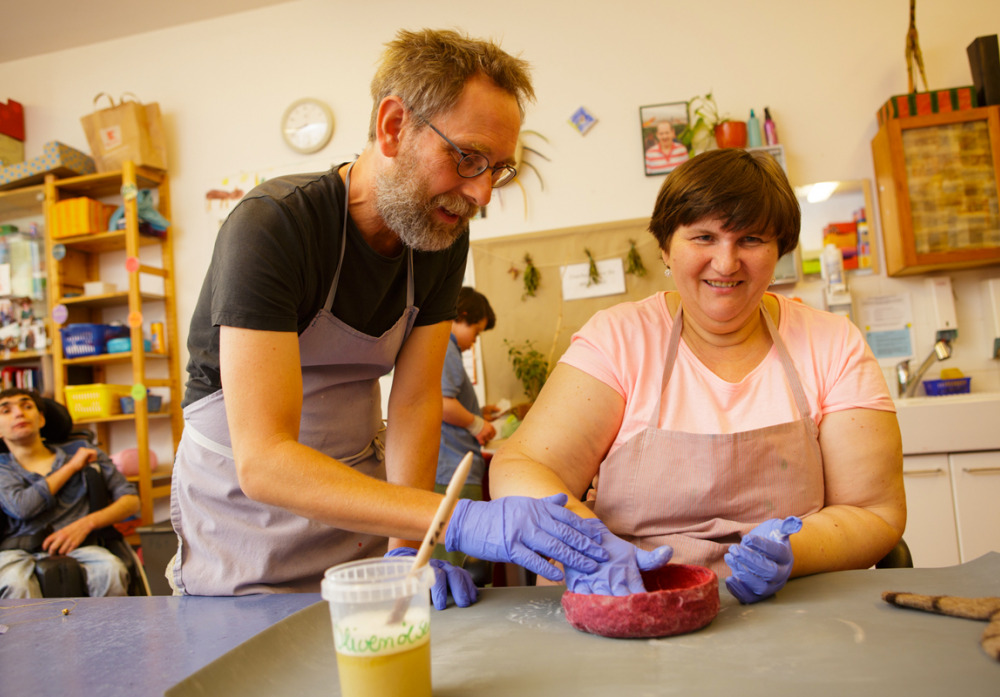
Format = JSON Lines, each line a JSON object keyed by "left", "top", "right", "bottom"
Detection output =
{"left": 44, "top": 162, "right": 182, "bottom": 525}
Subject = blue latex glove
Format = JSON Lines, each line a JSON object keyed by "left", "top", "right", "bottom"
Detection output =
{"left": 384, "top": 547, "right": 478, "bottom": 610}
{"left": 564, "top": 519, "right": 674, "bottom": 596}
{"left": 724, "top": 516, "right": 803, "bottom": 604}
{"left": 444, "top": 494, "right": 609, "bottom": 582}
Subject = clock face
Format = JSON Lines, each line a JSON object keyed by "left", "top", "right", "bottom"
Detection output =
{"left": 281, "top": 98, "right": 334, "bottom": 154}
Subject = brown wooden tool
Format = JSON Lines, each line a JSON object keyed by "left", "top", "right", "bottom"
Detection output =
{"left": 882, "top": 591, "right": 1000, "bottom": 662}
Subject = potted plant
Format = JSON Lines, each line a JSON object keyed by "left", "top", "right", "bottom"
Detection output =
{"left": 679, "top": 92, "right": 746, "bottom": 153}
{"left": 504, "top": 339, "right": 550, "bottom": 418}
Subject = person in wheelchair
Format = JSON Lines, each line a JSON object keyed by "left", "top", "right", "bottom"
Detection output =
{"left": 0, "top": 388, "right": 139, "bottom": 598}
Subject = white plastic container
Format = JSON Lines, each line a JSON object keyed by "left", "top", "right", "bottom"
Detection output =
{"left": 321, "top": 558, "right": 435, "bottom": 697}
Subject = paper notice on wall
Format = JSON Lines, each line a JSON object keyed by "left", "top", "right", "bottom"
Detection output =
{"left": 857, "top": 293, "right": 915, "bottom": 363}
{"left": 561, "top": 258, "right": 626, "bottom": 301}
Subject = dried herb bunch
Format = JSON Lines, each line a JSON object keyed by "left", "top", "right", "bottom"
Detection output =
{"left": 625, "top": 239, "right": 647, "bottom": 277}
{"left": 584, "top": 248, "right": 602, "bottom": 286}
{"left": 522, "top": 253, "right": 540, "bottom": 299}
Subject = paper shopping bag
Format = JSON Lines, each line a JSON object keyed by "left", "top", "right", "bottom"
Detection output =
{"left": 80, "top": 93, "right": 167, "bottom": 173}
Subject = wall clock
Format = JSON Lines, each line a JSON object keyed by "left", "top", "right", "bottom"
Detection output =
{"left": 281, "top": 98, "right": 335, "bottom": 154}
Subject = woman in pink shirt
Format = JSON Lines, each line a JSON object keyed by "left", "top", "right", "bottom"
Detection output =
{"left": 490, "top": 149, "right": 905, "bottom": 604}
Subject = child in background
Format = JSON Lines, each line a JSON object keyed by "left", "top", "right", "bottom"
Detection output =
{"left": 434, "top": 288, "right": 501, "bottom": 573}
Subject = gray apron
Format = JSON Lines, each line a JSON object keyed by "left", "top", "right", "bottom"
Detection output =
{"left": 170, "top": 164, "right": 419, "bottom": 595}
{"left": 593, "top": 303, "right": 824, "bottom": 579}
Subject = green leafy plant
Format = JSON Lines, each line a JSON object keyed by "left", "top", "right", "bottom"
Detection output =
{"left": 504, "top": 339, "right": 549, "bottom": 403}
{"left": 678, "top": 92, "right": 729, "bottom": 153}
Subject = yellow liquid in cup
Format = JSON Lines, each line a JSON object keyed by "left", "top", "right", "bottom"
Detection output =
{"left": 333, "top": 608, "right": 431, "bottom": 697}
{"left": 336, "top": 640, "right": 430, "bottom": 697}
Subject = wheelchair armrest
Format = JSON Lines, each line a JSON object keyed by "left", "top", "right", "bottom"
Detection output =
{"left": 33, "top": 555, "right": 88, "bottom": 597}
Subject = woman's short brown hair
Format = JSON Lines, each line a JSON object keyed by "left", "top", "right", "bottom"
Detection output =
{"left": 368, "top": 28, "right": 534, "bottom": 142}
{"left": 648, "top": 148, "right": 800, "bottom": 257}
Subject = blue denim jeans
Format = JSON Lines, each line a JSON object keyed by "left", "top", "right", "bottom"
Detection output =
{"left": 0, "top": 545, "right": 128, "bottom": 598}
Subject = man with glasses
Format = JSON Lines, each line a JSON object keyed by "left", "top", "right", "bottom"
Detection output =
{"left": 170, "top": 28, "right": 609, "bottom": 603}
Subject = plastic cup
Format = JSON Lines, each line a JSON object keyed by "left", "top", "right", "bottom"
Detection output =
{"left": 321, "top": 558, "right": 435, "bottom": 697}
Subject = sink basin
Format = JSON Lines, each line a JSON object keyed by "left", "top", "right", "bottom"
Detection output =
{"left": 893, "top": 392, "right": 1000, "bottom": 454}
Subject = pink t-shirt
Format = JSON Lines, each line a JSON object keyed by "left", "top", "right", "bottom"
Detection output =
{"left": 560, "top": 293, "right": 894, "bottom": 456}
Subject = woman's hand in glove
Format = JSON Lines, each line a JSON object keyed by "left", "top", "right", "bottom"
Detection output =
{"left": 724, "top": 516, "right": 803, "bottom": 604}
{"left": 564, "top": 519, "right": 673, "bottom": 596}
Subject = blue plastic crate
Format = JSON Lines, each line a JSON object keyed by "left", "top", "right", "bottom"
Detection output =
{"left": 59, "top": 323, "right": 129, "bottom": 357}
{"left": 922, "top": 377, "right": 971, "bottom": 396}
{"left": 60, "top": 323, "right": 106, "bottom": 357}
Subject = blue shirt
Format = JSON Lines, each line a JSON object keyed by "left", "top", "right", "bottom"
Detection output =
{"left": 437, "top": 334, "right": 486, "bottom": 487}
{"left": 0, "top": 440, "right": 136, "bottom": 538}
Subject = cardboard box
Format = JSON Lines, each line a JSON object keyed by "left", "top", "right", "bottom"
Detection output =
{"left": 83, "top": 281, "right": 117, "bottom": 295}
{"left": 0, "top": 99, "right": 24, "bottom": 141}
{"left": 0, "top": 141, "right": 95, "bottom": 191}
{"left": 877, "top": 86, "right": 977, "bottom": 125}
{"left": 51, "top": 197, "right": 115, "bottom": 238}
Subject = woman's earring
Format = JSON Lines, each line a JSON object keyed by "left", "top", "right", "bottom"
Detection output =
{"left": 663, "top": 267, "right": 672, "bottom": 277}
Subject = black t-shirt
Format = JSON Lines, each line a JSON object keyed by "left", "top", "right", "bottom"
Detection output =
{"left": 183, "top": 166, "right": 468, "bottom": 407}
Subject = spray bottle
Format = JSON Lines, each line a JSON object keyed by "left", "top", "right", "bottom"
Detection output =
{"left": 747, "top": 109, "right": 762, "bottom": 147}
{"left": 764, "top": 107, "right": 779, "bottom": 145}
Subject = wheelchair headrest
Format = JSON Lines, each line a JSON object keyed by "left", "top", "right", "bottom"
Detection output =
{"left": 0, "top": 397, "right": 75, "bottom": 454}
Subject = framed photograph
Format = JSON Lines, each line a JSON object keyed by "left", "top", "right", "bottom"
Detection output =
{"left": 639, "top": 102, "right": 691, "bottom": 176}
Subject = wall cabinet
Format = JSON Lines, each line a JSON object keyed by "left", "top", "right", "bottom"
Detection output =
{"left": 0, "top": 183, "right": 52, "bottom": 391}
{"left": 902, "top": 451, "right": 1000, "bottom": 567}
{"left": 44, "top": 162, "right": 182, "bottom": 526}
{"left": 871, "top": 105, "right": 1000, "bottom": 276}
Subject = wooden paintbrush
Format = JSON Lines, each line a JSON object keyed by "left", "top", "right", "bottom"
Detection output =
{"left": 387, "top": 451, "right": 472, "bottom": 624}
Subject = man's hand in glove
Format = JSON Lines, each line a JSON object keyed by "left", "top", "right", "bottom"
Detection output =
{"left": 385, "top": 547, "right": 478, "bottom": 610}
{"left": 444, "top": 494, "right": 609, "bottom": 582}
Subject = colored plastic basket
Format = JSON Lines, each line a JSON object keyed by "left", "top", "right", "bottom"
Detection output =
{"left": 120, "top": 394, "right": 163, "bottom": 414}
{"left": 64, "top": 384, "right": 133, "bottom": 420}
{"left": 922, "top": 378, "right": 971, "bottom": 396}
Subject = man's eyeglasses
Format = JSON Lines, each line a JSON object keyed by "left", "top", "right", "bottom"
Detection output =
{"left": 420, "top": 119, "right": 518, "bottom": 188}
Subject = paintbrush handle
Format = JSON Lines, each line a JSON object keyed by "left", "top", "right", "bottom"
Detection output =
{"left": 410, "top": 451, "right": 473, "bottom": 571}
{"left": 386, "top": 452, "right": 472, "bottom": 625}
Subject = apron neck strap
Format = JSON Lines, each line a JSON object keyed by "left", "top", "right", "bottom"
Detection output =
{"left": 648, "top": 298, "right": 813, "bottom": 428}
{"left": 325, "top": 162, "right": 414, "bottom": 312}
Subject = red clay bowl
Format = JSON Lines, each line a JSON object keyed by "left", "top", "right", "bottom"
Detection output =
{"left": 561, "top": 564, "right": 719, "bottom": 639}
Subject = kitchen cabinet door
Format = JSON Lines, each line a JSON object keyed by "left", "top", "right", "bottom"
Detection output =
{"left": 902, "top": 454, "right": 961, "bottom": 567}
{"left": 949, "top": 450, "right": 1000, "bottom": 562}
{"left": 871, "top": 106, "right": 1000, "bottom": 276}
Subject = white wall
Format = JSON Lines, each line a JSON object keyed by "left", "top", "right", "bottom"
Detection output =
{"left": 3, "top": 0, "right": 1000, "bottom": 402}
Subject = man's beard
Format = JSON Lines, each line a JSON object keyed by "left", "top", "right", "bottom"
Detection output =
{"left": 374, "top": 146, "right": 478, "bottom": 252}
